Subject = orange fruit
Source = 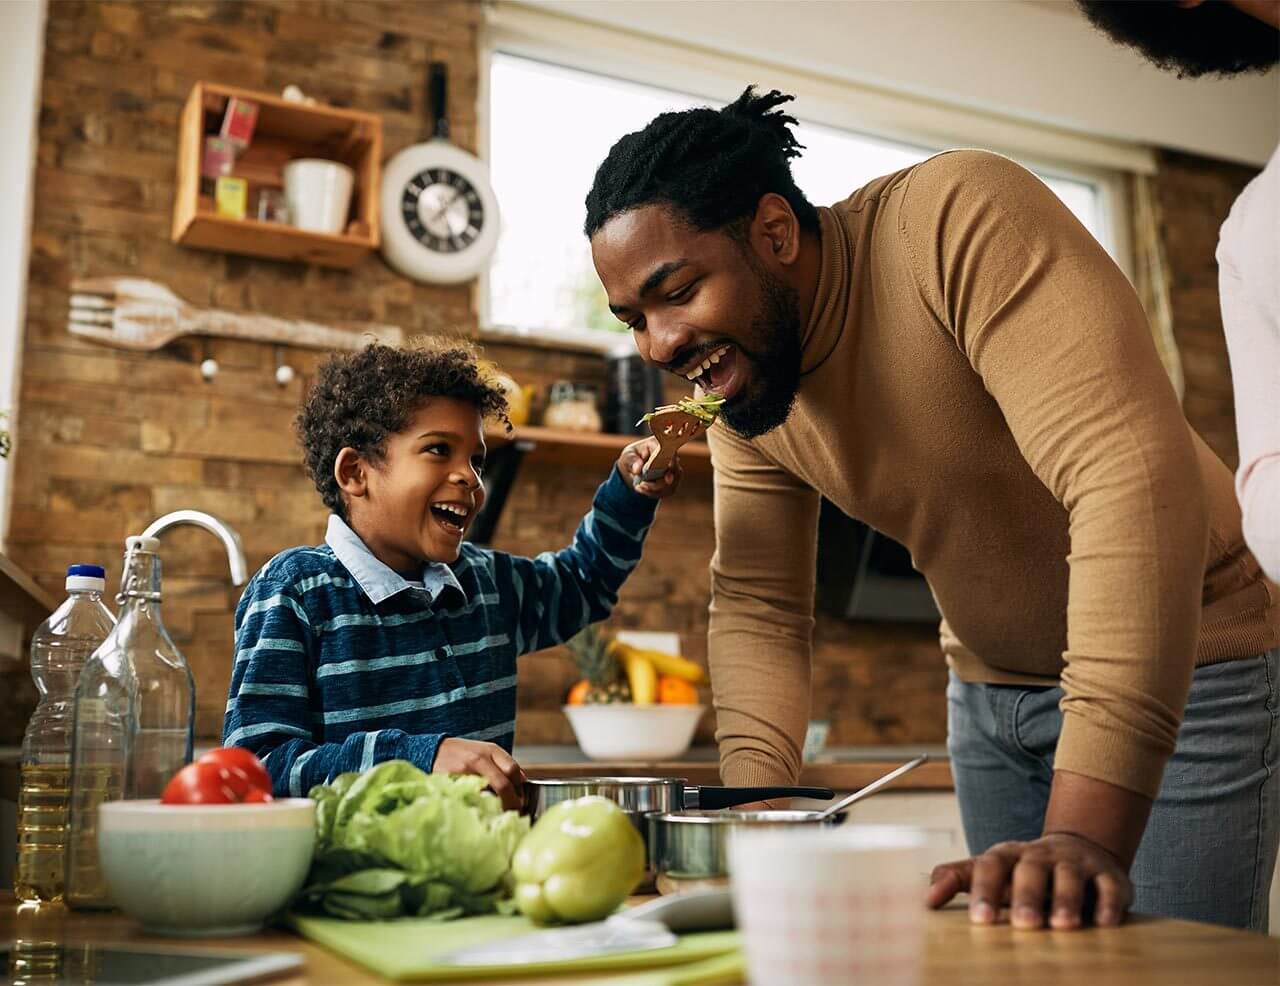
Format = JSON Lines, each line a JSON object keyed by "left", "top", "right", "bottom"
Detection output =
{"left": 657, "top": 675, "right": 699, "bottom": 705}
{"left": 567, "top": 679, "right": 591, "bottom": 705}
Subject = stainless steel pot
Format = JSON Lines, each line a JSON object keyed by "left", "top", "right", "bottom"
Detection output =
{"left": 524, "top": 777, "right": 835, "bottom": 888}
{"left": 648, "top": 809, "right": 846, "bottom": 891}
{"left": 646, "top": 756, "right": 931, "bottom": 892}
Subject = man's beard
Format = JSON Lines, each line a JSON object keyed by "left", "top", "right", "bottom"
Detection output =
{"left": 721, "top": 268, "right": 804, "bottom": 440}
{"left": 1077, "top": 0, "right": 1279, "bottom": 78}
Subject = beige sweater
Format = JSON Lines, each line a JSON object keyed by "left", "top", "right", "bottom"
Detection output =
{"left": 707, "top": 150, "right": 1279, "bottom": 800}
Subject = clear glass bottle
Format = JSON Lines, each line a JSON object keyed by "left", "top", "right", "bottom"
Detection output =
{"left": 14, "top": 565, "right": 115, "bottom": 904}
{"left": 65, "top": 536, "right": 195, "bottom": 910}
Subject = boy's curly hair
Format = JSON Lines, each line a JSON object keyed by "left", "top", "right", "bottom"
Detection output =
{"left": 296, "top": 340, "right": 508, "bottom": 520}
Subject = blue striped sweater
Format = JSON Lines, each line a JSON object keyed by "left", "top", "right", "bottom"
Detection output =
{"left": 223, "top": 467, "right": 658, "bottom": 797}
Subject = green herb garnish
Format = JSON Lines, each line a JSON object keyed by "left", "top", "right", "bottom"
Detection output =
{"left": 638, "top": 392, "right": 725, "bottom": 427}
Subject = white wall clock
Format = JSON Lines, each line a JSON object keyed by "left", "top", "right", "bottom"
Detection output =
{"left": 380, "top": 63, "right": 500, "bottom": 285}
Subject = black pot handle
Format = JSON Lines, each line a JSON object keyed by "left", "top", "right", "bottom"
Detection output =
{"left": 692, "top": 786, "right": 836, "bottom": 810}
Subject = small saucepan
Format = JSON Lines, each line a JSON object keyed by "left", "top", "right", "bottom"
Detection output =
{"left": 648, "top": 809, "right": 844, "bottom": 894}
{"left": 648, "top": 755, "right": 929, "bottom": 893}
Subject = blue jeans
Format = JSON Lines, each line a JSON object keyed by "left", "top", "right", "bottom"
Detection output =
{"left": 947, "top": 650, "right": 1280, "bottom": 932}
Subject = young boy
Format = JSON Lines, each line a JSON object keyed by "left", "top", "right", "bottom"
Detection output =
{"left": 223, "top": 342, "right": 681, "bottom": 807}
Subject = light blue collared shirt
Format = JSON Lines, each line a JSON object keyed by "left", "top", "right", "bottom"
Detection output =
{"left": 324, "top": 514, "right": 465, "bottom": 607}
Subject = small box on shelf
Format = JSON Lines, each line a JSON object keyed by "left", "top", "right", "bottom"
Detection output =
{"left": 172, "top": 82, "right": 382, "bottom": 269}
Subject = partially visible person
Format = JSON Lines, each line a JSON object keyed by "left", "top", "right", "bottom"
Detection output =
{"left": 1078, "top": 0, "right": 1280, "bottom": 578}
{"left": 223, "top": 342, "right": 679, "bottom": 807}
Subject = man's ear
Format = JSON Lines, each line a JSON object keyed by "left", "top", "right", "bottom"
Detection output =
{"left": 750, "top": 193, "right": 802, "bottom": 266}
{"left": 334, "top": 447, "right": 369, "bottom": 500}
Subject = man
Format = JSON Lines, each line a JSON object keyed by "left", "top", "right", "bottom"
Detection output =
{"left": 1079, "top": 1, "right": 1279, "bottom": 574}
{"left": 585, "top": 88, "right": 1279, "bottom": 931}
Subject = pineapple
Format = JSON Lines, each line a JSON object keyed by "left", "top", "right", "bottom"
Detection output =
{"left": 566, "top": 625, "right": 631, "bottom": 704}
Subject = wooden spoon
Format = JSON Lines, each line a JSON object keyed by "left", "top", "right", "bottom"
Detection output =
{"left": 641, "top": 406, "right": 710, "bottom": 481}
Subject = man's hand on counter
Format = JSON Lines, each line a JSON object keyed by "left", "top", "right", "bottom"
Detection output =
{"left": 926, "top": 832, "right": 1133, "bottom": 930}
{"left": 926, "top": 769, "right": 1150, "bottom": 930}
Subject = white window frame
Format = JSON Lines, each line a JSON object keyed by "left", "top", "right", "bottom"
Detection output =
{"left": 478, "top": 1, "right": 1144, "bottom": 346}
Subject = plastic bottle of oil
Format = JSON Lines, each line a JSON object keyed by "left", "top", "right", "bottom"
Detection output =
{"left": 14, "top": 565, "right": 115, "bottom": 903}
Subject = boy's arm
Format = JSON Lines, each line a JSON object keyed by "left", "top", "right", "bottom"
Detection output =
{"left": 494, "top": 463, "right": 659, "bottom": 656}
{"left": 223, "top": 577, "right": 445, "bottom": 796}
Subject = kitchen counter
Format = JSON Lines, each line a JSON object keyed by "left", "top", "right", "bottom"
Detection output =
{"left": 518, "top": 745, "right": 954, "bottom": 791}
{"left": 4, "top": 895, "right": 1276, "bottom": 985}
{"left": 3, "top": 746, "right": 956, "bottom": 804}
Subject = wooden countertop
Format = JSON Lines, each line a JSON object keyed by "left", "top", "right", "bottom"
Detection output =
{"left": 4, "top": 896, "right": 1276, "bottom": 985}
{"left": 525, "top": 758, "right": 955, "bottom": 791}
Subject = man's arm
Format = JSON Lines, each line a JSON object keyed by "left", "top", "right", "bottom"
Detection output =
{"left": 904, "top": 151, "right": 1209, "bottom": 925}
{"left": 707, "top": 422, "right": 821, "bottom": 788}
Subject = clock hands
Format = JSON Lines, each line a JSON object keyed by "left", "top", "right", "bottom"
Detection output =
{"left": 426, "top": 188, "right": 463, "bottom": 226}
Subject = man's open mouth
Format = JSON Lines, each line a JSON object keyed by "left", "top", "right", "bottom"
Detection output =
{"left": 679, "top": 344, "right": 747, "bottom": 402}
{"left": 429, "top": 502, "right": 471, "bottom": 537}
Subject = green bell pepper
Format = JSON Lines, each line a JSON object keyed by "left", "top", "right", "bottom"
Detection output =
{"left": 512, "top": 795, "right": 646, "bottom": 924}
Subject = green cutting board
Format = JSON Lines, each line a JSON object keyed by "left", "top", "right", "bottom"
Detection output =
{"left": 288, "top": 911, "right": 742, "bottom": 983}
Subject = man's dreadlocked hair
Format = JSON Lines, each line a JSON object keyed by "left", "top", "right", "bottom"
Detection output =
{"left": 584, "top": 86, "right": 819, "bottom": 239}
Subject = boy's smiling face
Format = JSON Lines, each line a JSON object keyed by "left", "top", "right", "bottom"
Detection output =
{"left": 339, "top": 397, "right": 487, "bottom": 570}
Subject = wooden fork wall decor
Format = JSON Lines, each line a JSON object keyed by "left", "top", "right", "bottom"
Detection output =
{"left": 67, "top": 277, "right": 405, "bottom": 353}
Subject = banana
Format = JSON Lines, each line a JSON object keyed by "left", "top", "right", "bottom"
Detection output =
{"left": 612, "top": 642, "right": 707, "bottom": 685}
{"left": 619, "top": 650, "right": 657, "bottom": 705}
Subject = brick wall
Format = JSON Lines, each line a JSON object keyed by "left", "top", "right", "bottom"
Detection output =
{"left": 2, "top": 0, "right": 1259, "bottom": 755}
{"left": 4, "top": 0, "right": 484, "bottom": 742}
{"left": 1150, "top": 149, "right": 1260, "bottom": 468}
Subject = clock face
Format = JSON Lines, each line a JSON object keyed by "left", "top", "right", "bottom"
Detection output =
{"left": 400, "top": 167, "right": 484, "bottom": 253}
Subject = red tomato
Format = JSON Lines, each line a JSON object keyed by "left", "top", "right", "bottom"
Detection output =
{"left": 197, "top": 747, "right": 272, "bottom": 797}
{"left": 161, "top": 761, "right": 240, "bottom": 804}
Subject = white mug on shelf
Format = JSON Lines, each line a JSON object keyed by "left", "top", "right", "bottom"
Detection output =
{"left": 282, "top": 158, "right": 354, "bottom": 235}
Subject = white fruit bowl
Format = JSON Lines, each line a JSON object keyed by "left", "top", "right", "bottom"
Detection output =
{"left": 563, "top": 704, "right": 706, "bottom": 761}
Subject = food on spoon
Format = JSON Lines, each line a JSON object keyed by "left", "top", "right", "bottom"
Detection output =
{"left": 512, "top": 796, "right": 646, "bottom": 924}
{"left": 638, "top": 391, "right": 726, "bottom": 427}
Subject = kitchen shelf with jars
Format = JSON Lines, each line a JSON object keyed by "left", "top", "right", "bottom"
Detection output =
{"left": 486, "top": 426, "right": 711, "bottom": 473}
{"left": 172, "top": 82, "right": 382, "bottom": 269}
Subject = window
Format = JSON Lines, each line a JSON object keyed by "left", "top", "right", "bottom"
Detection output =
{"left": 487, "top": 53, "right": 1112, "bottom": 336}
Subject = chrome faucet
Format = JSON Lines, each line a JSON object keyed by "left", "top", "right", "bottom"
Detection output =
{"left": 140, "top": 510, "right": 249, "bottom": 586}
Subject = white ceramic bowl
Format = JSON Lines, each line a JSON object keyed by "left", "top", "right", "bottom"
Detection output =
{"left": 98, "top": 798, "right": 316, "bottom": 937}
{"left": 563, "top": 704, "right": 706, "bottom": 761}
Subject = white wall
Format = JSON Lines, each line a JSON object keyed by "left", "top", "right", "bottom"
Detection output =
{"left": 527, "top": 0, "right": 1278, "bottom": 167}
{"left": 0, "top": 0, "right": 46, "bottom": 554}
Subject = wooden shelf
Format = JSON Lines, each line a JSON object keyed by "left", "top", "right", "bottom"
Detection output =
{"left": 488, "top": 425, "right": 711, "bottom": 475}
{"left": 0, "top": 552, "right": 57, "bottom": 638}
{"left": 172, "top": 82, "right": 382, "bottom": 269}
